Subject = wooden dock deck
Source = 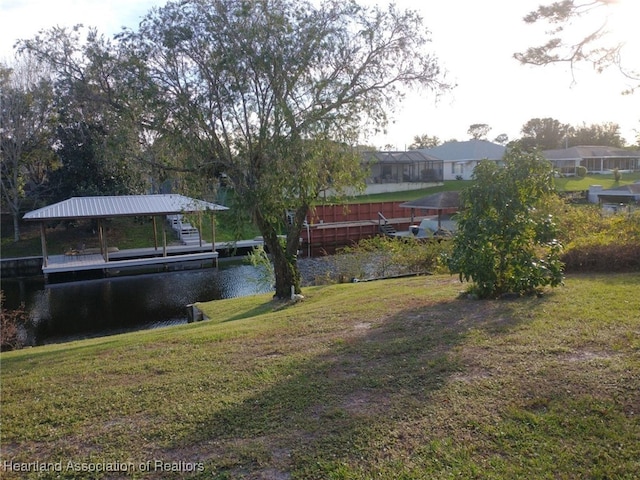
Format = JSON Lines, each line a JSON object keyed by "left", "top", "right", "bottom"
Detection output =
{"left": 43, "top": 250, "right": 220, "bottom": 275}
{"left": 42, "top": 239, "right": 264, "bottom": 276}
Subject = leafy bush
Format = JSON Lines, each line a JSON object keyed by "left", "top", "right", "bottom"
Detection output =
{"left": 576, "top": 165, "right": 588, "bottom": 178}
{"left": 556, "top": 206, "right": 640, "bottom": 272}
{"left": 328, "top": 236, "right": 452, "bottom": 282}
{"left": 448, "top": 150, "right": 564, "bottom": 298}
{"left": 0, "top": 293, "right": 29, "bottom": 351}
{"left": 246, "top": 245, "right": 275, "bottom": 289}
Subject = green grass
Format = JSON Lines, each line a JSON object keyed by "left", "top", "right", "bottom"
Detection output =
{"left": 554, "top": 171, "right": 640, "bottom": 191}
{"left": 347, "top": 180, "right": 468, "bottom": 203}
{"left": 2, "top": 273, "right": 639, "bottom": 479}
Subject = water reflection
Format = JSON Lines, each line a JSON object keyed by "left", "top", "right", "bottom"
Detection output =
{"left": 1, "top": 263, "right": 270, "bottom": 345}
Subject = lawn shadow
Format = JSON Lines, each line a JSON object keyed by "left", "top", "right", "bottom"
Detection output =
{"left": 170, "top": 290, "right": 547, "bottom": 478}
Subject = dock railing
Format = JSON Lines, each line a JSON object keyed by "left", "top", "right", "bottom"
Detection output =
{"left": 377, "top": 212, "right": 396, "bottom": 236}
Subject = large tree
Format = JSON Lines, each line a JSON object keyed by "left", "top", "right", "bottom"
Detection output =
{"left": 448, "top": 149, "right": 564, "bottom": 299}
{"left": 18, "top": 26, "right": 151, "bottom": 201}
{"left": 514, "top": 0, "right": 639, "bottom": 92}
{"left": 467, "top": 123, "right": 491, "bottom": 140}
{"left": 0, "top": 56, "right": 57, "bottom": 241}
{"left": 518, "top": 117, "right": 570, "bottom": 150}
{"left": 568, "top": 121, "right": 625, "bottom": 147}
{"left": 118, "top": 0, "right": 448, "bottom": 298}
{"left": 408, "top": 133, "right": 441, "bottom": 150}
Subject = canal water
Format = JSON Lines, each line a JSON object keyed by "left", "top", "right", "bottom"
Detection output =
{"left": 1, "top": 262, "right": 271, "bottom": 346}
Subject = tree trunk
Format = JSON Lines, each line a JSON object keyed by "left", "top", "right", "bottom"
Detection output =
{"left": 255, "top": 206, "right": 306, "bottom": 299}
{"left": 12, "top": 213, "right": 20, "bottom": 242}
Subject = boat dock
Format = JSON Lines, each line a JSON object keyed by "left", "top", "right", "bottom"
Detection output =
{"left": 41, "top": 239, "right": 264, "bottom": 277}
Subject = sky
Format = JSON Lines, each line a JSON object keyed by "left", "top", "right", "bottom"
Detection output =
{"left": 1, "top": 0, "right": 639, "bottom": 149}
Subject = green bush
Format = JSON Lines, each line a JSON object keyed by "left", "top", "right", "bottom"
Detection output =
{"left": 576, "top": 165, "right": 588, "bottom": 178}
{"left": 547, "top": 196, "right": 640, "bottom": 272}
{"left": 613, "top": 168, "right": 622, "bottom": 183}
{"left": 558, "top": 207, "right": 640, "bottom": 272}
{"left": 330, "top": 236, "right": 452, "bottom": 281}
{"left": 448, "top": 150, "right": 564, "bottom": 298}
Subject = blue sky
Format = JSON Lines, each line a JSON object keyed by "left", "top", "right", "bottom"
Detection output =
{"left": 2, "top": 0, "right": 638, "bottom": 148}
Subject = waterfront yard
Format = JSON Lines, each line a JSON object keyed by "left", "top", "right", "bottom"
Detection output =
{"left": 1, "top": 273, "right": 639, "bottom": 479}
{"left": 3, "top": 173, "right": 639, "bottom": 259}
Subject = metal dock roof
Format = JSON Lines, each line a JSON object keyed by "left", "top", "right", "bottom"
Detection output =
{"left": 23, "top": 194, "right": 228, "bottom": 221}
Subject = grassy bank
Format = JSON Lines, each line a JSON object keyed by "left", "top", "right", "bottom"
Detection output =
{"left": 1, "top": 273, "right": 639, "bottom": 479}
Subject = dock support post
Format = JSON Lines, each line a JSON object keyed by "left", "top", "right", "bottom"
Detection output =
{"left": 163, "top": 229, "right": 167, "bottom": 257}
{"left": 153, "top": 216, "right": 158, "bottom": 251}
{"left": 211, "top": 213, "right": 217, "bottom": 267}
{"left": 39, "top": 222, "right": 48, "bottom": 267}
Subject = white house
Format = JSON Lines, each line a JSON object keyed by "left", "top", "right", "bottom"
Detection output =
{"left": 418, "top": 139, "right": 506, "bottom": 181}
{"left": 542, "top": 146, "right": 640, "bottom": 175}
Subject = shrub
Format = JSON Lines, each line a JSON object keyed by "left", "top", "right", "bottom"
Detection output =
{"left": 562, "top": 243, "right": 640, "bottom": 272}
{"left": 576, "top": 165, "right": 588, "bottom": 178}
{"left": 559, "top": 208, "right": 640, "bottom": 272}
{"left": 329, "top": 236, "right": 452, "bottom": 281}
{"left": 448, "top": 150, "right": 564, "bottom": 299}
{"left": 246, "top": 245, "right": 275, "bottom": 289}
{"left": 0, "top": 293, "right": 29, "bottom": 351}
{"left": 613, "top": 168, "right": 621, "bottom": 183}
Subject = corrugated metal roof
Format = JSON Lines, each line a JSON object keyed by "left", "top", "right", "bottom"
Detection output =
{"left": 23, "top": 194, "right": 228, "bottom": 221}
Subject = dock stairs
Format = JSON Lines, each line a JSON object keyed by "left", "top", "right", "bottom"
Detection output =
{"left": 167, "top": 214, "right": 202, "bottom": 245}
{"left": 377, "top": 212, "right": 396, "bottom": 236}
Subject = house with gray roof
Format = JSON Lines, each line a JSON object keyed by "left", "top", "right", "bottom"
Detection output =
{"left": 360, "top": 139, "right": 506, "bottom": 192}
{"left": 418, "top": 139, "right": 506, "bottom": 180}
{"left": 542, "top": 146, "right": 640, "bottom": 175}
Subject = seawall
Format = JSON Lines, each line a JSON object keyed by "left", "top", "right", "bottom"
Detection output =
{"left": 1, "top": 257, "right": 43, "bottom": 278}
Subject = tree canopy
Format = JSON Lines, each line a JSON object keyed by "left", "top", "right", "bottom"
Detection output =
{"left": 408, "top": 134, "right": 441, "bottom": 150}
{"left": 467, "top": 123, "right": 491, "bottom": 140}
{"left": 114, "top": 0, "right": 449, "bottom": 298}
{"left": 514, "top": 117, "right": 627, "bottom": 150}
{"left": 0, "top": 56, "right": 57, "bottom": 241}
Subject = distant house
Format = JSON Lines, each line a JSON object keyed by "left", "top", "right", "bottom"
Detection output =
{"left": 417, "top": 139, "right": 506, "bottom": 180}
{"left": 542, "top": 146, "right": 640, "bottom": 175}
{"left": 360, "top": 150, "right": 444, "bottom": 195}
{"left": 359, "top": 140, "right": 506, "bottom": 193}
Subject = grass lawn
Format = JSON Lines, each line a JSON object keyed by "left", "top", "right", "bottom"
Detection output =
{"left": 1, "top": 273, "right": 639, "bottom": 479}
{"left": 554, "top": 171, "right": 640, "bottom": 192}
